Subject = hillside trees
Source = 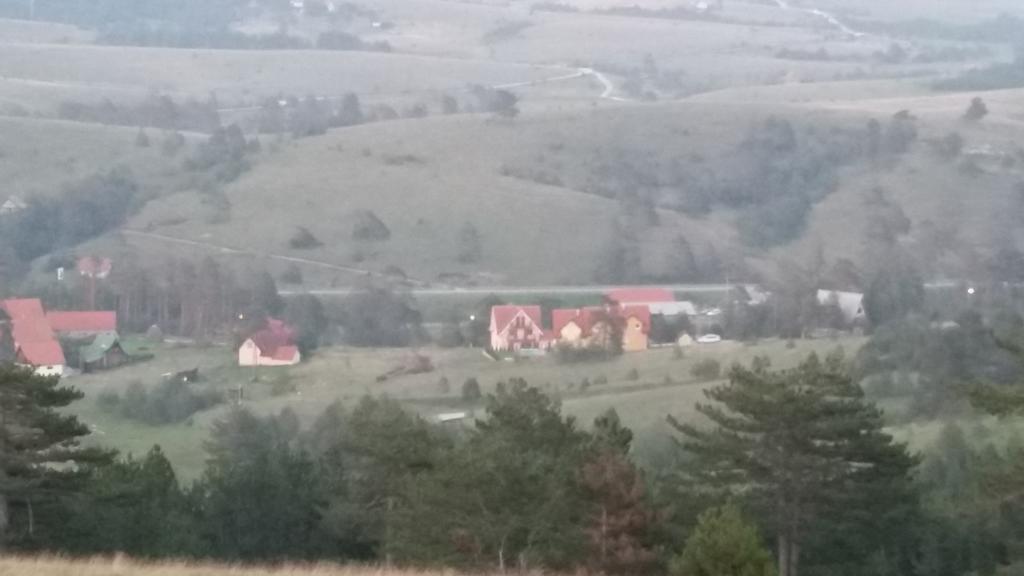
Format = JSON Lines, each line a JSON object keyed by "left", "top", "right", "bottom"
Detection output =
{"left": 670, "top": 353, "right": 918, "bottom": 576}
{"left": 0, "top": 169, "right": 139, "bottom": 263}
{"left": 392, "top": 380, "right": 592, "bottom": 569}
{"left": 58, "top": 446, "right": 196, "bottom": 556}
{"left": 193, "top": 408, "right": 331, "bottom": 560}
{"left": 308, "top": 397, "right": 448, "bottom": 562}
{"left": 0, "top": 365, "right": 113, "bottom": 548}
{"left": 341, "top": 284, "right": 423, "bottom": 347}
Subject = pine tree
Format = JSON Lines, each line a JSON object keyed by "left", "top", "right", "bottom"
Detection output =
{"left": 0, "top": 365, "right": 112, "bottom": 548}
{"left": 457, "top": 222, "right": 483, "bottom": 264}
{"left": 581, "top": 410, "right": 658, "bottom": 575}
{"left": 669, "top": 353, "right": 917, "bottom": 576}
{"left": 671, "top": 502, "right": 776, "bottom": 576}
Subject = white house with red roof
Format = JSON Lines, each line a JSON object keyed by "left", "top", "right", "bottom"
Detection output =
{"left": 489, "top": 305, "right": 550, "bottom": 352}
{"left": 238, "top": 318, "right": 301, "bottom": 367}
{"left": 1, "top": 298, "right": 66, "bottom": 376}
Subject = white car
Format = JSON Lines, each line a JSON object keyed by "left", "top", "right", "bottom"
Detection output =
{"left": 697, "top": 334, "right": 722, "bottom": 344}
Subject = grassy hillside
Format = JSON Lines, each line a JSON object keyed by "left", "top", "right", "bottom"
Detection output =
{"left": 0, "top": 43, "right": 576, "bottom": 112}
{"left": 64, "top": 83, "right": 1017, "bottom": 288}
{"left": 0, "top": 116, "right": 189, "bottom": 199}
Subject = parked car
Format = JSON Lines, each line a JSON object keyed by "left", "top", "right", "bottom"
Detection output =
{"left": 697, "top": 334, "right": 722, "bottom": 344}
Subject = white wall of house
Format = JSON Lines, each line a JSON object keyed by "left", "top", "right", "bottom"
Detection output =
{"left": 237, "top": 339, "right": 300, "bottom": 367}
{"left": 24, "top": 364, "right": 64, "bottom": 377}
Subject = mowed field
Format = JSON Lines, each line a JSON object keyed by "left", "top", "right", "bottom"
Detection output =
{"left": 68, "top": 337, "right": 864, "bottom": 480}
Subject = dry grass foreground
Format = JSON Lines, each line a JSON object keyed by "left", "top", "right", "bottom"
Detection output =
{"left": 0, "top": 556, "right": 477, "bottom": 576}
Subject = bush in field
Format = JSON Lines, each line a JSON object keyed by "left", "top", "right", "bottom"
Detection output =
{"left": 462, "top": 377, "right": 482, "bottom": 401}
{"left": 351, "top": 210, "right": 391, "bottom": 241}
{"left": 288, "top": 227, "right": 322, "bottom": 250}
{"left": 691, "top": 358, "right": 722, "bottom": 381}
{"left": 105, "top": 379, "right": 224, "bottom": 425}
{"left": 963, "top": 97, "right": 989, "bottom": 122}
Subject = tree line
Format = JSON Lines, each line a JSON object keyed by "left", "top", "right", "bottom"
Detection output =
{"left": 3, "top": 344, "right": 1024, "bottom": 575}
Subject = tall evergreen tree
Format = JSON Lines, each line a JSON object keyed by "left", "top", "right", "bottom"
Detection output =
{"left": 670, "top": 353, "right": 918, "bottom": 576}
{"left": 582, "top": 409, "right": 658, "bottom": 575}
{"left": 0, "top": 365, "right": 112, "bottom": 549}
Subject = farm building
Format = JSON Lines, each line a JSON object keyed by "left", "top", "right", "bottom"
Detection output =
{"left": 78, "top": 332, "right": 129, "bottom": 373}
{"left": 1, "top": 299, "right": 66, "bottom": 376}
{"left": 0, "top": 195, "right": 26, "bottom": 216}
{"left": 816, "top": 289, "right": 867, "bottom": 324}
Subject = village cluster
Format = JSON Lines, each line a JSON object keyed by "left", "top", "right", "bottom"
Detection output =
{"left": 489, "top": 286, "right": 867, "bottom": 353}
{"left": 2, "top": 253, "right": 867, "bottom": 376}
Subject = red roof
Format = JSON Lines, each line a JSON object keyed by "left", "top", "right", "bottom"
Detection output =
{"left": 606, "top": 288, "right": 675, "bottom": 304}
{"left": 621, "top": 305, "right": 652, "bottom": 333}
{"left": 12, "top": 319, "right": 55, "bottom": 344}
{"left": 46, "top": 311, "right": 117, "bottom": 333}
{"left": 490, "top": 305, "right": 543, "bottom": 334}
{"left": 246, "top": 318, "right": 299, "bottom": 358}
{"left": 17, "top": 340, "right": 66, "bottom": 367}
{"left": 552, "top": 309, "right": 582, "bottom": 335}
{"left": 1, "top": 298, "right": 46, "bottom": 321}
{"left": 271, "top": 345, "right": 300, "bottom": 362}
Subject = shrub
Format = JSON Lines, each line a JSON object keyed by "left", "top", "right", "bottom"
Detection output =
{"left": 159, "top": 130, "right": 186, "bottom": 155}
{"left": 269, "top": 372, "right": 296, "bottom": 397}
{"left": 96, "top": 389, "right": 122, "bottom": 412}
{"left": 691, "top": 358, "right": 722, "bottom": 381}
{"left": 462, "top": 377, "right": 482, "bottom": 402}
{"left": 625, "top": 368, "right": 640, "bottom": 381}
{"left": 117, "top": 379, "right": 224, "bottom": 425}
{"left": 352, "top": 210, "right": 391, "bottom": 241}
{"left": 437, "top": 377, "right": 451, "bottom": 394}
{"left": 593, "top": 374, "right": 609, "bottom": 386}
{"left": 289, "top": 227, "right": 322, "bottom": 250}
{"left": 673, "top": 346, "right": 685, "bottom": 360}
{"left": 964, "top": 97, "right": 989, "bottom": 122}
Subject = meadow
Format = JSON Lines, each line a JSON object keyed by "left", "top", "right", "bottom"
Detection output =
{"left": 68, "top": 336, "right": 864, "bottom": 480}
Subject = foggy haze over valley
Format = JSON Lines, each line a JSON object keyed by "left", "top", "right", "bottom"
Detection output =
{"left": 2, "top": 1, "right": 1024, "bottom": 575}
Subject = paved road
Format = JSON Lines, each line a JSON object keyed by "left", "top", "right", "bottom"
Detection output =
{"left": 773, "top": 0, "right": 865, "bottom": 38}
{"left": 280, "top": 283, "right": 745, "bottom": 297}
